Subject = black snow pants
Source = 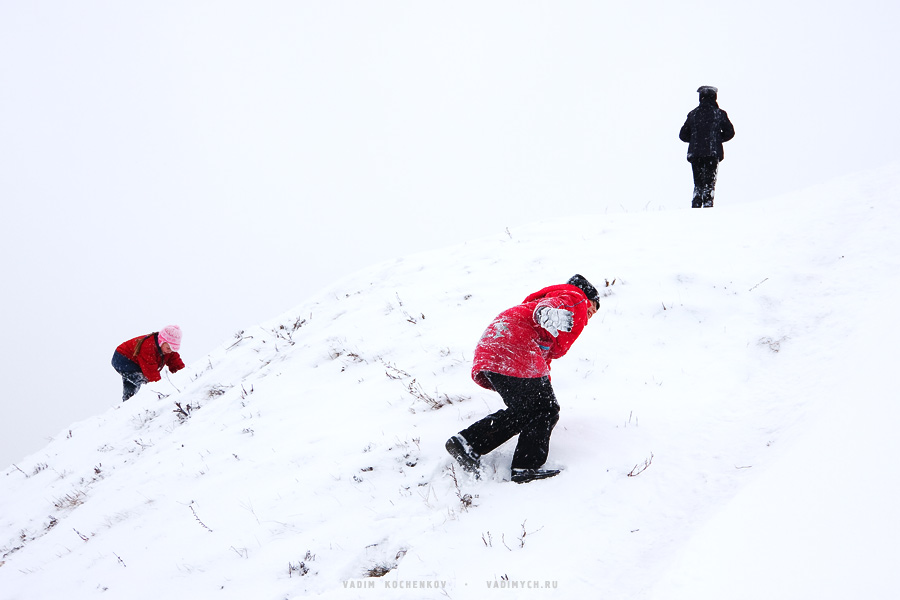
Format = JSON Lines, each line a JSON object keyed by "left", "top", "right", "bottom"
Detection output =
{"left": 690, "top": 157, "right": 719, "bottom": 208}
{"left": 459, "top": 372, "right": 560, "bottom": 470}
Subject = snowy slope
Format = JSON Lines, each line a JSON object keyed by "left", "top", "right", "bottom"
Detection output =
{"left": 2, "top": 162, "right": 899, "bottom": 599}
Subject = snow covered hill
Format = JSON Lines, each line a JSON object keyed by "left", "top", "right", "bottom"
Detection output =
{"left": 3, "top": 162, "right": 900, "bottom": 599}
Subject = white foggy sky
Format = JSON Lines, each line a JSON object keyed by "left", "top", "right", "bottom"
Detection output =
{"left": 1, "top": 1, "right": 898, "bottom": 468}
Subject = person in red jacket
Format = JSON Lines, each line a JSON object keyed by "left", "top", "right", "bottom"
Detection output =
{"left": 446, "top": 275, "right": 600, "bottom": 484}
{"left": 111, "top": 325, "right": 185, "bottom": 402}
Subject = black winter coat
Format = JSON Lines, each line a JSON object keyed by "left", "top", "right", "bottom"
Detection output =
{"left": 679, "top": 98, "right": 735, "bottom": 162}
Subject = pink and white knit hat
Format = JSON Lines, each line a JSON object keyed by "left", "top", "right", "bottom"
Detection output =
{"left": 158, "top": 325, "right": 182, "bottom": 351}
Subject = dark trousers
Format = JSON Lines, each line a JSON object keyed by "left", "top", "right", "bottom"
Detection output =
{"left": 459, "top": 372, "right": 560, "bottom": 470}
{"left": 111, "top": 352, "right": 148, "bottom": 401}
{"left": 690, "top": 157, "right": 719, "bottom": 208}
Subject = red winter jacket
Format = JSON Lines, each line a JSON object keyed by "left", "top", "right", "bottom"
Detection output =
{"left": 116, "top": 333, "right": 185, "bottom": 383}
{"left": 471, "top": 284, "right": 592, "bottom": 389}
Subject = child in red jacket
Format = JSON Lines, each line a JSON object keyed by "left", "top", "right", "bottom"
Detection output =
{"left": 111, "top": 325, "right": 185, "bottom": 402}
{"left": 446, "top": 275, "right": 600, "bottom": 484}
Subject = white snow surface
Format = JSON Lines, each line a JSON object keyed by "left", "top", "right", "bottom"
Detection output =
{"left": 3, "top": 162, "right": 900, "bottom": 599}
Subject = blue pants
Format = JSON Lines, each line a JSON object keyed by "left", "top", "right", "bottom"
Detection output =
{"left": 111, "top": 352, "right": 148, "bottom": 402}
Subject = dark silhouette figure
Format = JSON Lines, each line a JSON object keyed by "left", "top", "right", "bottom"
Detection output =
{"left": 679, "top": 86, "right": 735, "bottom": 208}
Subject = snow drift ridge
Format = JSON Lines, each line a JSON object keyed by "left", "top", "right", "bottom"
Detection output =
{"left": 3, "top": 162, "right": 900, "bottom": 599}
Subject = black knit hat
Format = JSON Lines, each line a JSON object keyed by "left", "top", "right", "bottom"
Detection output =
{"left": 566, "top": 274, "right": 600, "bottom": 307}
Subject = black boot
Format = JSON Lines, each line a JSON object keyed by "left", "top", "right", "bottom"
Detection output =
{"left": 445, "top": 435, "right": 482, "bottom": 478}
{"left": 510, "top": 468, "right": 561, "bottom": 484}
